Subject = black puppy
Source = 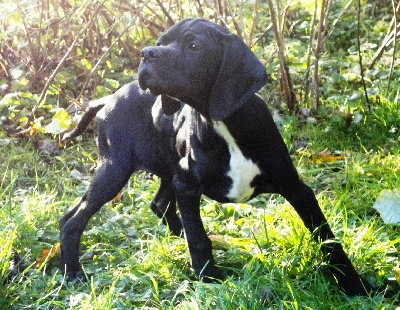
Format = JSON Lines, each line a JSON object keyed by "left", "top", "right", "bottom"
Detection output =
{"left": 61, "top": 18, "right": 372, "bottom": 296}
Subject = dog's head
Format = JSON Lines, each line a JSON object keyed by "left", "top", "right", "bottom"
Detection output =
{"left": 138, "top": 18, "right": 267, "bottom": 120}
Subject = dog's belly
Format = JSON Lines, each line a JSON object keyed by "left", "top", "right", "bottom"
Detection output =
{"left": 212, "top": 121, "right": 261, "bottom": 202}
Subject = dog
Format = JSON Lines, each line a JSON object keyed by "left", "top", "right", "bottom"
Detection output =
{"left": 60, "top": 18, "right": 373, "bottom": 296}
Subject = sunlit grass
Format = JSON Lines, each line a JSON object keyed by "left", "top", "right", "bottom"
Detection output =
{"left": 1, "top": 101, "right": 399, "bottom": 308}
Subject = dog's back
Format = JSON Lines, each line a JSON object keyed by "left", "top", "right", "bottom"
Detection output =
{"left": 66, "top": 81, "right": 180, "bottom": 178}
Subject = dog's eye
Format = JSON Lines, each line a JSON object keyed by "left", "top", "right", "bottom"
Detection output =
{"left": 188, "top": 43, "right": 201, "bottom": 51}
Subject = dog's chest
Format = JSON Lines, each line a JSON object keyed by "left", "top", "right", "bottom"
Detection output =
{"left": 212, "top": 121, "right": 261, "bottom": 202}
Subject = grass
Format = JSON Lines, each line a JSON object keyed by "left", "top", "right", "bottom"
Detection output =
{"left": 0, "top": 102, "right": 399, "bottom": 309}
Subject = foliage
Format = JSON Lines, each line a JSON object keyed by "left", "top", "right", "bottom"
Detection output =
{"left": 1, "top": 106, "right": 399, "bottom": 308}
{"left": 0, "top": 0, "right": 399, "bottom": 138}
{"left": 1, "top": 0, "right": 400, "bottom": 308}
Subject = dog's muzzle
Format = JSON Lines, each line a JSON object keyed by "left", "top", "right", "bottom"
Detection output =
{"left": 138, "top": 47, "right": 162, "bottom": 93}
{"left": 140, "top": 47, "right": 161, "bottom": 62}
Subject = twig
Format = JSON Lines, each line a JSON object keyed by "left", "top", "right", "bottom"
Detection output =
{"left": 311, "top": 0, "right": 329, "bottom": 110}
{"left": 322, "top": 0, "right": 355, "bottom": 45}
{"left": 155, "top": 0, "right": 174, "bottom": 26}
{"left": 357, "top": 0, "right": 370, "bottom": 109}
{"left": 252, "top": 23, "right": 272, "bottom": 48}
{"left": 368, "top": 1, "right": 400, "bottom": 69}
{"left": 15, "top": 2, "right": 39, "bottom": 72}
{"left": 303, "top": 0, "right": 318, "bottom": 105}
{"left": 76, "top": 0, "right": 150, "bottom": 101}
{"left": 386, "top": 0, "right": 398, "bottom": 96}
{"left": 249, "top": 0, "right": 260, "bottom": 45}
{"left": 224, "top": 0, "right": 247, "bottom": 42}
{"left": 18, "top": 0, "right": 107, "bottom": 133}
{"left": 267, "top": 0, "right": 296, "bottom": 113}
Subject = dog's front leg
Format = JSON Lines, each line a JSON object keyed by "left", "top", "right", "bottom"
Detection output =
{"left": 173, "top": 174, "right": 222, "bottom": 282}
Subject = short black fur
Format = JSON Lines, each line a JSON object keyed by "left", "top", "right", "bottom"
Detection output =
{"left": 60, "top": 18, "right": 373, "bottom": 296}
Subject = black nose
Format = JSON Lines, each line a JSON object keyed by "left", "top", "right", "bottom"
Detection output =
{"left": 140, "top": 47, "right": 161, "bottom": 61}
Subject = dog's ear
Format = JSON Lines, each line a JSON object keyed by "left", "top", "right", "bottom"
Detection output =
{"left": 208, "top": 34, "right": 267, "bottom": 121}
{"left": 161, "top": 95, "right": 181, "bottom": 115}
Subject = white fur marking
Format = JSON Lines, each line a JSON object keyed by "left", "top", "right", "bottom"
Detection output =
{"left": 151, "top": 96, "right": 163, "bottom": 125}
{"left": 212, "top": 121, "right": 261, "bottom": 202}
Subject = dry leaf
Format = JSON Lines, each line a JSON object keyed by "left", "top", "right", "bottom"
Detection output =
{"left": 113, "top": 192, "right": 122, "bottom": 202}
{"left": 208, "top": 234, "right": 231, "bottom": 250}
{"left": 29, "top": 121, "right": 43, "bottom": 136}
{"left": 209, "top": 234, "right": 255, "bottom": 251}
{"left": 311, "top": 152, "right": 345, "bottom": 165}
{"left": 36, "top": 242, "right": 60, "bottom": 268}
{"left": 31, "top": 138, "right": 60, "bottom": 155}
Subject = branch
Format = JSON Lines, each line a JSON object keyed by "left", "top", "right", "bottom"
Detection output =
{"left": 368, "top": 1, "right": 400, "bottom": 69}
{"left": 76, "top": 0, "right": 150, "bottom": 101}
{"left": 311, "top": 0, "right": 329, "bottom": 110}
{"left": 302, "top": 0, "right": 318, "bottom": 104}
{"left": 323, "top": 0, "right": 355, "bottom": 45}
{"left": 15, "top": 2, "right": 39, "bottom": 72}
{"left": 155, "top": 0, "right": 174, "bottom": 26}
{"left": 18, "top": 0, "right": 107, "bottom": 133}
{"left": 248, "top": 0, "right": 260, "bottom": 46}
{"left": 357, "top": 0, "right": 370, "bottom": 109}
{"left": 267, "top": 0, "right": 296, "bottom": 113}
{"left": 386, "top": 0, "right": 398, "bottom": 96}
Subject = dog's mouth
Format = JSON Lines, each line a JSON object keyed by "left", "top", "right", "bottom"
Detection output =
{"left": 138, "top": 65, "right": 180, "bottom": 100}
{"left": 138, "top": 65, "right": 182, "bottom": 115}
{"left": 138, "top": 68, "right": 160, "bottom": 94}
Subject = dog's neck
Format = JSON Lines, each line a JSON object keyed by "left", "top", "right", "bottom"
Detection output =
{"left": 178, "top": 94, "right": 213, "bottom": 121}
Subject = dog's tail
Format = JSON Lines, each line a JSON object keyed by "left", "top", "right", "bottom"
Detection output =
{"left": 62, "top": 98, "right": 106, "bottom": 141}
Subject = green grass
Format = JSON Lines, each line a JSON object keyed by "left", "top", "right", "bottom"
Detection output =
{"left": 0, "top": 103, "right": 399, "bottom": 309}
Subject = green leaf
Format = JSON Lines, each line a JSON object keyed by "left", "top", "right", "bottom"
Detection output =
{"left": 81, "top": 58, "right": 92, "bottom": 70}
{"left": 44, "top": 108, "right": 71, "bottom": 134}
{"left": 105, "top": 79, "right": 120, "bottom": 89}
{"left": 95, "top": 85, "right": 111, "bottom": 97}
{"left": 373, "top": 189, "right": 400, "bottom": 225}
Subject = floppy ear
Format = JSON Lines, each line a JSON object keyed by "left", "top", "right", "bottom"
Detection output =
{"left": 209, "top": 33, "right": 268, "bottom": 121}
{"left": 161, "top": 95, "right": 181, "bottom": 115}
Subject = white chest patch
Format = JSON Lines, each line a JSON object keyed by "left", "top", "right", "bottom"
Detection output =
{"left": 212, "top": 121, "right": 261, "bottom": 202}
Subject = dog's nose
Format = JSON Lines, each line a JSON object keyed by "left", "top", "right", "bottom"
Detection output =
{"left": 140, "top": 47, "right": 161, "bottom": 62}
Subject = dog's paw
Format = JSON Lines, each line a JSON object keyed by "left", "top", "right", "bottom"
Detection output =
{"left": 339, "top": 276, "right": 375, "bottom": 296}
{"left": 198, "top": 266, "right": 222, "bottom": 283}
{"left": 64, "top": 270, "right": 87, "bottom": 283}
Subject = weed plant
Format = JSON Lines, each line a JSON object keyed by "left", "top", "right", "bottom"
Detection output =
{"left": 0, "top": 102, "right": 399, "bottom": 309}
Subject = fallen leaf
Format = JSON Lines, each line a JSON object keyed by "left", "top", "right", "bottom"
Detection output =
{"left": 31, "top": 138, "right": 60, "bottom": 155}
{"left": 373, "top": 189, "right": 400, "bottom": 225}
{"left": 209, "top": 234, "right": 255, "bottom": 251}
{"left": 113, "top": 192, "right": 122, "bottom": 202}
{"left": 30, "top": 120, "right": 44, "bottom": 136}
{"left": 80, "top": 251, "right": 95, "bottom": 262}
{"left": 209, "top": 234, "right": 231, "bottom": 250}
{"left": 36, "top": 242, "right": 60, "bottom": 268}
{"left": 311, "top": 152, "right": 345, "bottom": 165}
{"left": 70, "top": 169, "right": 90, "bottom": 180}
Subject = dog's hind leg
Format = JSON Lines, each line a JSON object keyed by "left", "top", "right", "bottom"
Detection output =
{"left": 150, "top": 179, "right": 183, "bottom": 236}
{"left": 60, "top": 160, "right": 134, "bottom": 281}
{"left": 280, "top": 179, "right": 373, "bottom": 296}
